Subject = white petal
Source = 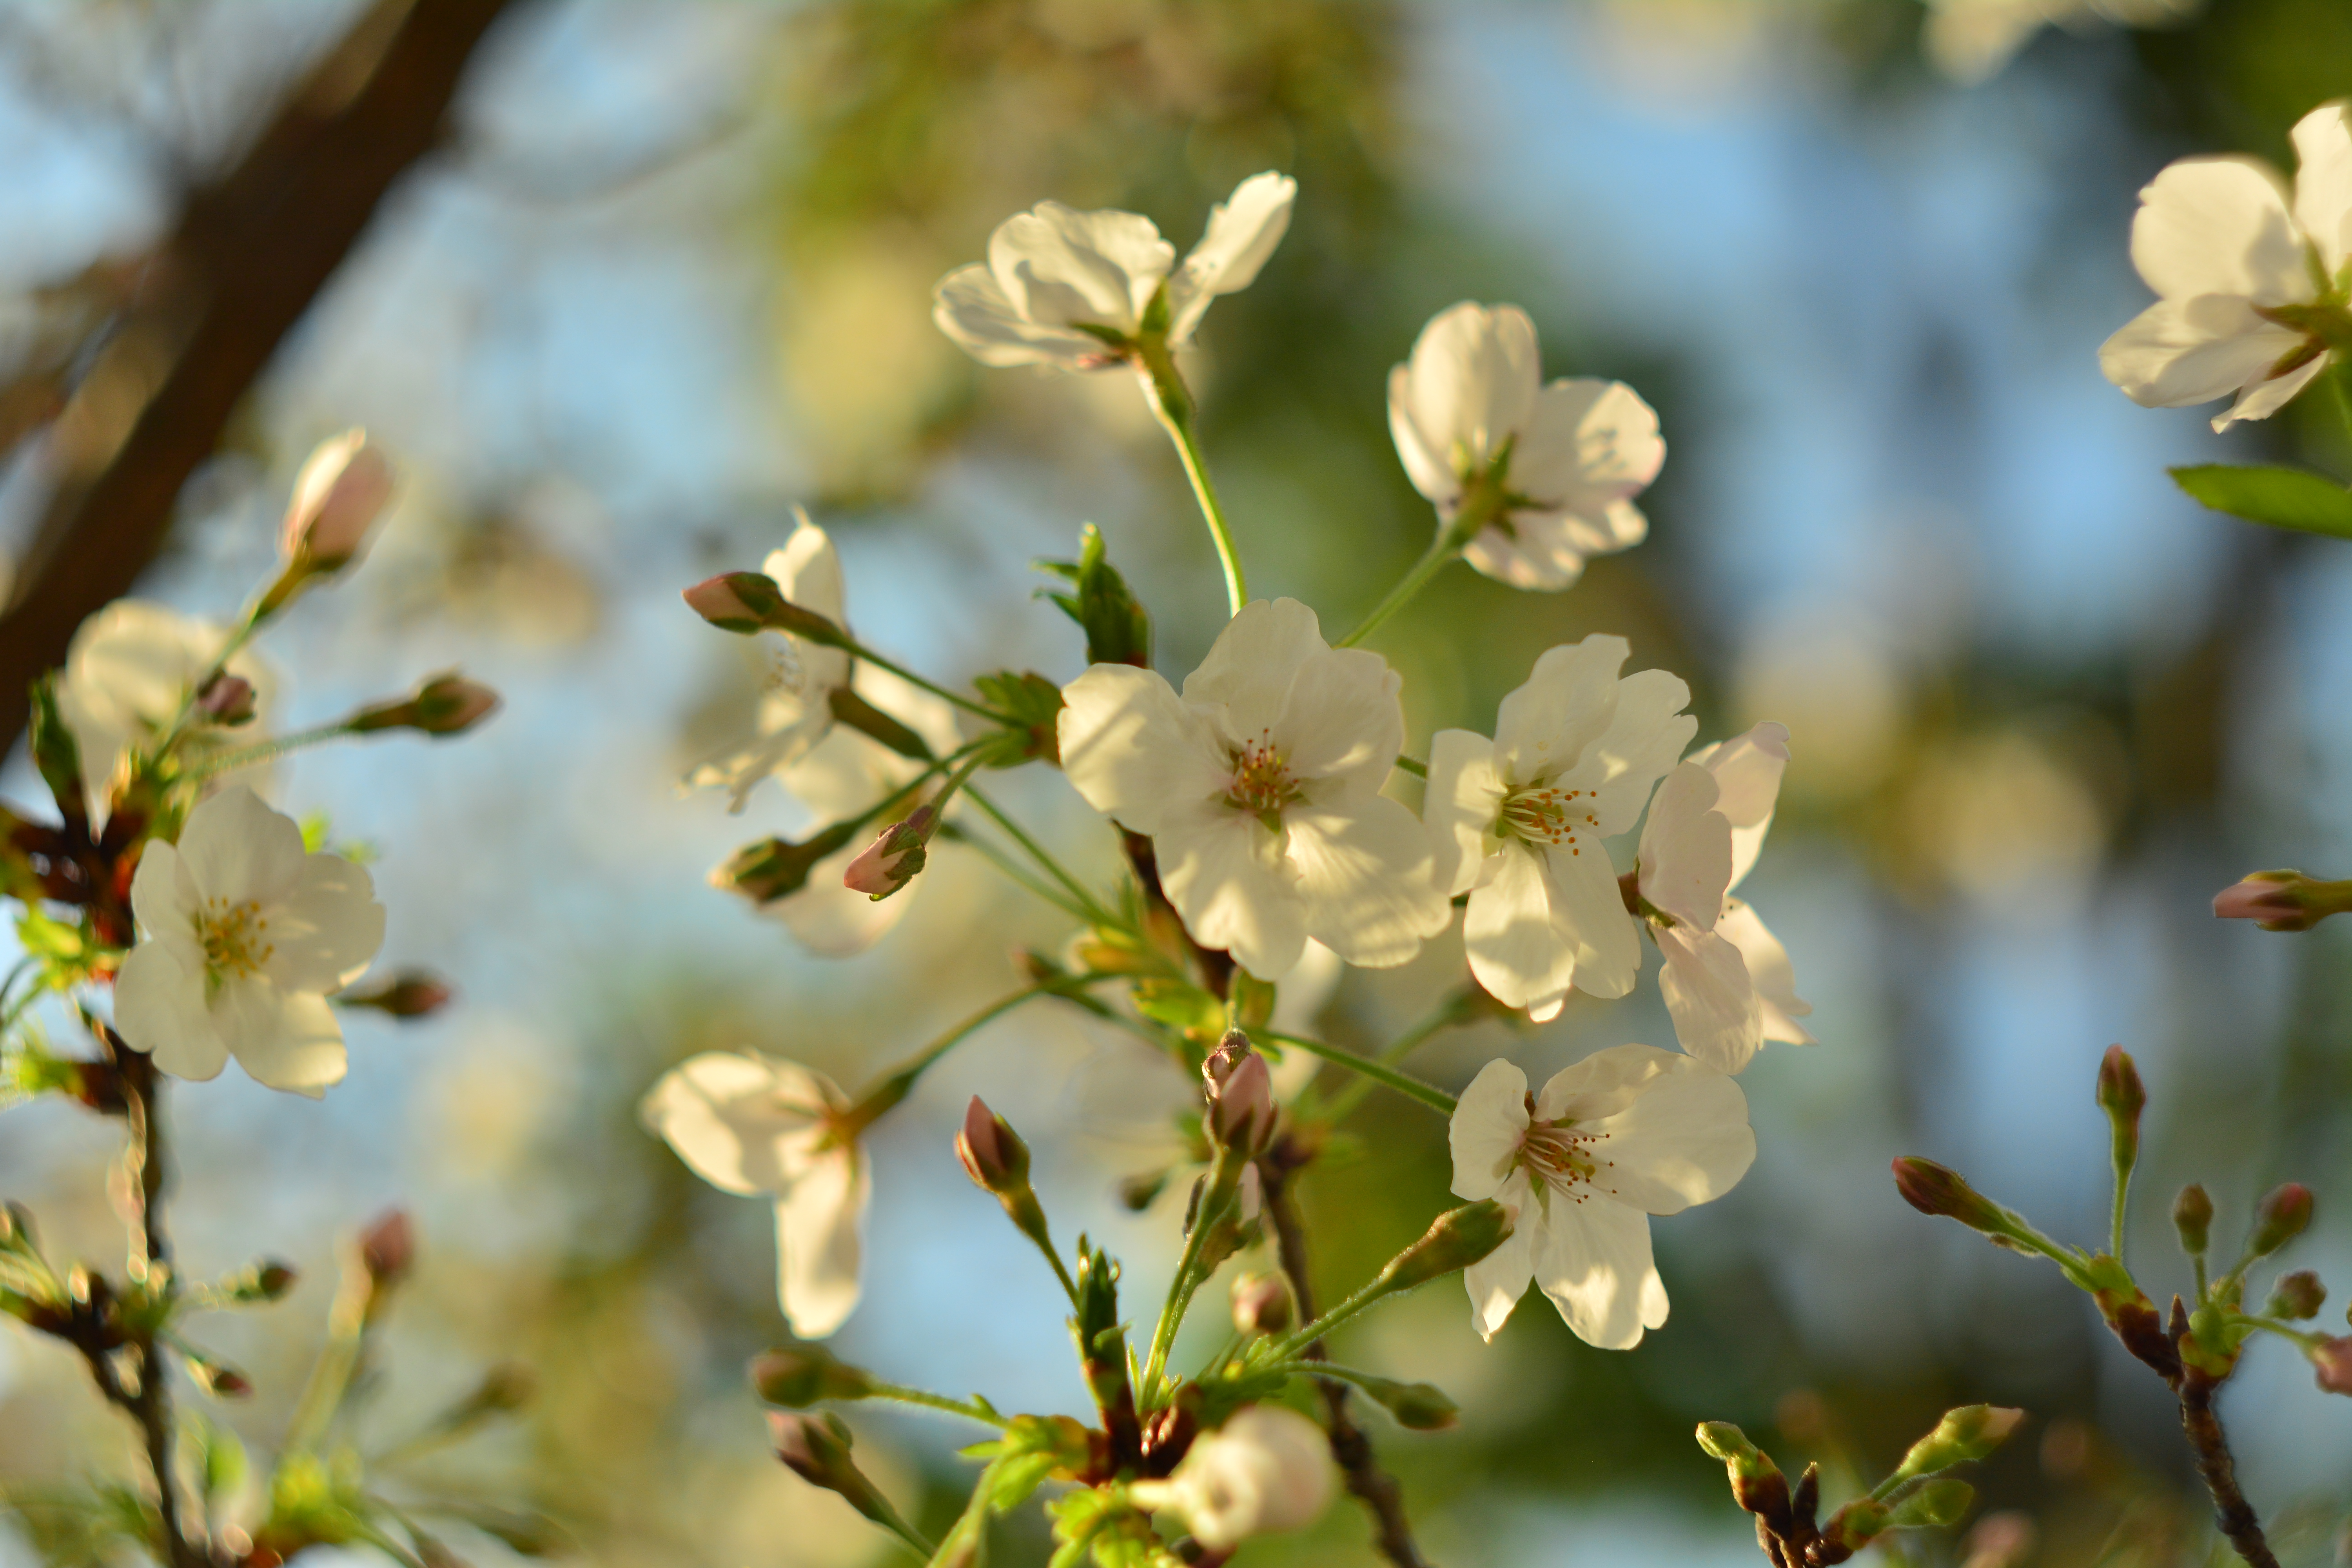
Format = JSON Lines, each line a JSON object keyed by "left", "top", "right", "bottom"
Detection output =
{"left": 1552, "top": 668, "right": 1697, "bottom": 836}
{"left": 1533, "top": 1197, "right": 1662, "bottom": 1350}
{"left": 768, "top": 512, "right": 848, "bottom": 628}
{"left": 1462, "top": 845, "right": 1577, "bottom": 1019}
{"left": 1167, "top": 171, "right": 1296, "bottom": 343}
{"left": 1636, "top": 764, "right": 1731, "bottom": 931}
{"left": 2293, "top": 101, "right": 2352, "bottom": 280}
{"left": 1156, "top": 801, "right": 1306, "bottom": 979}
{"left": 1572, "top": 1044, "right": 1756, "bottom": 1214}
{"left": 639, "top": 1052, "right": 837, "bottom": 1196}
{"left": 177, "top": 786, "right": 308, "bottom": 905}
{"left": 262, "top": 852, "right": 385, "bottom": 993}
{"left": 1425, "top": 729, "right": 1504, "bottom": 898}
{"left": 933, "top": 262, "right": 1110, "bottom": 369}
{"left": 1463, "top": 1182, "right": 1535, "bottom": 1343}
{"left": 1492, "top": 635, "right": 1628, "bottom": 786}
{"left": 1388, "top": 363, "right": 1460, "bottom": 507}
{"left": 1688, "top": 722, "right": 1788, "bottom": 891}
{"left": 1398, "top": 303, "right": 1541, "bottom": 474}
{"left": 114, "top": 941, "right": 227, "bottom": 1083}
{"left": 1461, "top": 520, "right": 1588, "bottom": 592}
{"left": 1544, "top": 839, "right": 1643, "bottom": 1000}
{"left": 777, "top": 1149, "right": 868, "bottom": 1339}
{"left": 2100, "top": 296, "right": 2305, "bottom": 410}
{"left": 1274, "top": 648, "right": 1404, "bottom": 790}
{"left": 1718, "top": 900, "right": 1814, "bottom": 1046}
{"left": 1653, "top": 924, "right": 1765, "bottom": 1074}
{"left": 1508, "top": 379, "right": 1664, "bottom": 510}
{"left": 989, "top": 202, "right": 1172, "bottom": 333}
{"left": 1058, "top": 664, "right": 1226, "bottom": 836}
{"left": 2214, "top": 350, "right": 2331, "bottom": 430}
{"left": 1286, "top": 798, "right": 1448, "bottom": 970}
{"left": 1182, "top": 598, "right": 1330, "bottom": 742}
{"left": 2131, "top": 156, "right": 2308, "bottom": 306}
{"left": 127, "top": 839, "right": 189, "bottom": 939}
{"left": 221, "top": 984, "right": 347, "bottom": 1098}
{"left": 1448, "top": 1058, "right": 1531, "bottom": 1200}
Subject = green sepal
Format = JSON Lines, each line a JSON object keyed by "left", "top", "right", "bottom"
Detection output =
{"left": 2171, "top": 464, "right": 2352, "bottom": 539}
{"left": 972, "top": 670, "right": 1065, "bottom": 767}
{"left": 26, "top": 677, "right": 88, "bottom": 833}
{"left": 1036, "top": 524, "right": 1152, "bottom": 669}
{"left": 1885, "top": 1477, "right": 1975, "bottom": 1530}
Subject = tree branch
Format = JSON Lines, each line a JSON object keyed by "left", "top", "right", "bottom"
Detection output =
{"left": 0, "top": 0, "right": 521, "bottom": 753}
{"left": 2177, "top": 1370, "right": 2278, "bottom": 1568}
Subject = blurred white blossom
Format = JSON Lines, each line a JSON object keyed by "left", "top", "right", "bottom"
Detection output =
{"left": 114, "top": 786, "right": 385, "bottom": 1098}
{"left": 1058, "top": 598, "right": 1448, "bottom": 978}
{"left": 1448, "top": 1046, "right": 1753, "bottom": 1348}
{"left": 1389, "top": 302, "right": 1664, "bottom": 590}
{"left": 1144, "top": 1404, "right": 1336, "bottom": 1549}
{"left": 58, "top": 599, "right": 275, "bottom": 822}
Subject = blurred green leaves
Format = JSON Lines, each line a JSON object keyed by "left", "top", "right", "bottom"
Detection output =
{"left": 2171, "top": 463, "right": 2352, "bottom": 538}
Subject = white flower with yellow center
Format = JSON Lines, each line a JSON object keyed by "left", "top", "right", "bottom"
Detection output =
{"left": 114, "top": 786, "right": 385, "bottom": 1098}
{"left": 1057, "top": 598, "right": 1450, "bottom": 980}
{"left": 1633, "top": 723, "right": 1814, "bottom": 1074}
{"left": 932, "top": 172, "right": 1296, "bottom": 371}
{"left": 1425, "top": 636, "right": 1694, "bottom": 1022}
{"left": 640, "top": 1051, "right": 869, "bottom": 1339}
{"left": 1449, "top": 1046, "right": 1753, "bottom": 1348}
{"left": 58, "top": 599, "right": 275, "bottom": 821}
{"left": 1389, "top": 302, "right": 1665, "bottom": 591}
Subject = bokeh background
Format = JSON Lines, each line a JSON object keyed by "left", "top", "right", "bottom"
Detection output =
{"left": 4, "top": 0, "right": 2352, "bottom": 1563}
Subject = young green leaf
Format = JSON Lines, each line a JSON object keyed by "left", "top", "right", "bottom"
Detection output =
{"left": 2171, "top": 464, "right": 2352, "bottom": 539}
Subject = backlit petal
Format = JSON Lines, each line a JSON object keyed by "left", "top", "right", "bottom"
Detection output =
{"left": 777, "top": 1149, "right": 869, "bottom": 1339}
{"left": 933, "top": 262, "right": 1109, "bottom": 368}
{"left": 1579, "top": 1044, "right": 1756, "bottom": 1212}
{"left": 1425, "top": 728, "right": 1505, "bottom": 898}
{"left": 2292, "top": 100, "right": 2352, "bottom": 279}
{"left": 1449, "top": 1058, "right": 1532, "bottom": 1201}
{"left": 2214, "top": 350, "right": 2331, "bottom": 430}
{"left": 1637, "top": 764, "right": 1731, "bottom": 931}
{"left": 1654, "top": 924, "right": 1765, "bottom": 1074}
{"left": 1183, "top": 598, "right": 1330, "bottom": 742}
{"left": 1688, "top": 722, "right": 1788, "bottom": 891}
{"left": 1718, "top": 900, "right": 1815, "bottom": 1046}
{"left": 115, "top": 942, "right": 227, "bottom": 1083}
{"left": 640, "top": 1051, "right": 836, "bottom": 1196}
{"left": 1493, "top": 636, "right": 1628, "bottom": 786}
{"left": 1157, "top": 800, "right": 1305, "bottom": 979}
{"left": 2100, "top": 296, "right": 2303, "bottom": 408}
{"left": 1534, "top": 1197, "right": 1662, "bottom": 1350}
{"left": 1399, "top": 303, "right": 1540, "bottom": 472}
{"left": 2131, "top": 156, "right": 2307, "bottom": 306}
{"left": 1274, "top": 648, "right": 1405, "bottom": 790}
{"left": 1058, "top": 664, "right": 1225, "bottom": 835}
{"left": 1508, "top": 379, "right": 1664, "bottom": 508}
{"left": 1287, "top": 798, "right": 1448, "bottom": 969}
{"left": 1167, "top": 171, "right": 1296, "bottom": 343}
{"left": 178, "top": 786, "right": 307, "bottom": 905}
{"left": 1463, "top": 844, "right": 1577, "bottom": 1018}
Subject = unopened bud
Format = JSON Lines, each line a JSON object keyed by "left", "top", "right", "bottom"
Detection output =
{"left": 1892, "top": 1158, "right": 2014, "bottom": 1235}
{"left": 1230, "top": 1270, "right": 1297, "bottom": 1336}
{"left": 283, "top": 431, "right": 394, "bottom": 568}
{"left": 2309, "top": 1336, "right": 2352, "bottom": 1395}
{"left": 956, "top": 1097, "right": 1031, "bottom": 1194}
{"left": 2250, "top": 1183, "right": 2314, "bottom": 1258}
{"left": 681, "top": 571, "right": 848, "bottom": 644}
{"left": 1889, "top": 1405, "right": 2026, "bottom": 1484}
{"left": 2213, "top": 870, "right": 2352, "bottom": 932}
{"left": 2096, "top": 1045, "right": 2145, "bottom": 1178}
{"left": 348, "top": 673, "right": 500, "bottom": 737}
{"left": 2174, "top": 1184, "right": 2214, "bottom": 1256}
{"left": 338, "top": 970, "right": 454, "bottom": 1020}
{"left": 359, "top": 1210, "right": 414, "bottom": 1293}
{"left": 183, "top": 1349, "right": 252, "bottom": 1399}
{"left": 1887, "top": 1478, "right": 1976, "bottom": 1530}
{"left": 751, "top": 1344, "right": 877, "bottom": 1407}
{"left": 1375, "top": 1199, "right": 1515, "bottom": 1295}
{"left": 1347, "top": 1373, "right": 1459, "bottom": 1432}
{"left": 768, "top": 1410, "right": 901, "bottom": 1531}
{"left": 2265, "top": 1270, "right": 2326, "bottom": 1320}
{"left": 1822, "top": 1497, "right": 1893, "bottom": 1550}
{"left": 227, "top": 1260, "right": 298, "bottom": 1303}
{"left": 842, "top": 808, "right": 933, "bottom": 901}
{"left": 194, "top": 673, "right": 257, "bottom": 727}
{"left": 1695, "top": 1423, "right": 1792, "bottom": 1530}
{"left": 712, "top": 824, "right": 858, "bottom": 905}
{"left": 1202, "top": 1032, "right": 1275, "bottom": 1153}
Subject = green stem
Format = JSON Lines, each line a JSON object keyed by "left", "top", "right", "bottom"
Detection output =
{"left": 1338, "top": 479, "right": 1509, "bottom": 649}
{"left": 838, "top": 639, "right": 1011, "bottom": 724}
{"left": 178, "top": 718, "right": 359, "bottom": 782}
{"left": 1391, "top": 754, "right": 1426, "bottom": 779}
{"left": 866, "top": 1383, "right": 1009, "bottom": 1428}
{"left": 942, "top": 822, "right": 1095, "bottom": 923}
{"left": 1310, "top": 1000, "right": 1473, "bottom": 1123}
{"left": 1136, "top": 341, "right": 1246, "bottom": 617}
{"left": 1263, "top": 1270, "right": 1401, "bottom": 1363}
{"left": 962, "top": 784, "right": 1118, "bottom": 927}
{"left": 1142, "top": 1145, "right": 1241, "bottom": 1401}
{"left": 1260, "top": 1030, "right": 1456, "bottom": 1116}
{"left": 919, "top": 1458, "right": 1000, "bottom": 1566}
{"left": 847, "top": 973, "right": 1119, "bottom": 1127}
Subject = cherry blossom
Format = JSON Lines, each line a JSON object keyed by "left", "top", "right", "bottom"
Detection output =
{"left": 1058, "top": 598, "right": 1449, "bottom": 979}
{"left": 1425, "top": 635, "right": 1694, "bottom": 1022}
{"left": 1138, "top": 1404, "right": 1336, "bottom": 1549}
{"left": 1449, "top": 1047, "right": 1753, "bottom": 1348}
{"left": 113, "top": 786, "right": 385, "bottom": 1098}
{"left": 1389, "top": 302, "right": 1664, "bottom": 590}
{"left": 641, "top": 1051, "right": 870, "bottom": 1338}
{"left": 57, "top": 599, "right": 276, "bottom": 821}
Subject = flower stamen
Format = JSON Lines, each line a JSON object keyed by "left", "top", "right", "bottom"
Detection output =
{"left": 1224, "top": 729, "right": 1303, "bottom": 831}
{"left": 1499, "top": 785, "right": 1599, "bottom": 856}
{"left": 195, "top": 896, "right": 273, "bottom": 985}
{"left": 1515, "top": 1096, "right": 1621, "bottom": 1206}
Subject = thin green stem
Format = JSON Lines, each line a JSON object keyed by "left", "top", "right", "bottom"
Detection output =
{"left": 1264, "top": 1270, "right": 1399, "bottom": 1363}
{"left": 1338, "top": 477, "right": 1510, "bottom": 649}
{"left": 2195, "top": 1256, "right": 2212, "bottom": 1302}
{"left": 1260, "top": 1030, "right": 1456, "bottom": 1116}
{"left": 848, "top": 973, "right": 1120, "bottom": 1126}
{"left": 1391, "top": 754, "right": 1427, "bottom": 779}
{"left": 178, "top": 718, "right": 359, "bottom": 782}
{"left": 918, "top": 1458, "right": 1000, "bottom": 1566}
{"left": 1310, "top": 996, "right": 1477, "bottom": 1123}
{"left": 866, "top": 1383, "right": 1009, "bottom": 1428}
{"left": 944, "top": 822, "right": 1094, "bottom": 923}
{"left": 838, "top": 639, "right": 1010, "bottom": 723}
{"left": 2111, "top": 1176, "right": 2129, "bottom": 1263}
{"left": 1142, "top": 1145, "right": 1241, "bottom": 1401}
{"left": 962, "top": 784, "right": 1118, "bottom": 927}
{"left": 1136, "top": 343, "right": 1246, "bottom": 617}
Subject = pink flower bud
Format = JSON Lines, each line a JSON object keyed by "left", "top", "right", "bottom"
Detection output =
{"left": 1203, "top": 1031, "right": 1275, "bottom": 1152}
{"left": 842, "top": 808, "right": 934, "bottom": 901}
{"left": 682, "top": 571, "right": 778, "bottom": 634}
{"left": 283, "top": 431, "right": 394, "bottom": 566}
{"left": 2250, "top": 1183, "right": 2314, "bottom": 1257}
{"left": 194, "top": 673, "right": 257, "bottom": 726}
{"left": 1892, "top": 1158, "right": 2014, "bottom": 1235}
{"left": 956, "top": 1096, "right": 1031, "bottom": 1194}
{"left": 2312, "top": 1336, "right": 2352, "bottom": 1396}
{"left": 347, "top": 673, "right": 501, "bottom": 737}
{"left": 1229, "top": 1270, "right": 1297, "bottom": 1335}
{"left": 2212, "top": 870, "right": 2352, "bottom": 931}
{"left": 339, "top": 969, "right": 454, "bottom": 1019}
{"left": 359, "top": 1210, "right": 414, "bottom": 1290}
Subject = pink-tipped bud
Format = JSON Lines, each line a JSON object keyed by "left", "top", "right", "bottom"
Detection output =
{"left": 194, "top": 673, "right": 257, "bottom": 726}
{"left": 283, "top": 431, "right": 394, "bottom": 567}
{"left": 2265, "top": 1269, "right": 2327, "bottom": 1320}
{"left": 683, "top": 571, "right": 780, "bottom": 634}
{"left": 1203, "top": 1031, "right": 1275, "bottom": 1153}
{"left": 348, "top": 673, "right": 501, "bottom": 738}
{"left": 359, "top": 1210, "right": 414, "bottom": 1291}
{"left": 338, "top": 969, "right": 455, "bottom": 1020}
{"left": 2213, "top": 870, "right": 2352, "bottom": 932}
{"left": 1230, "top": 1270, "right": 1297, "bottom": 1336}
{"left": 2250, "top": 1183, "right": 2314, "bottom": 1257}
{"left": 843, "top": 808, "right": 933, "bottom": 901}
{"left": 1892, "top": 1158, "right": 2013, "bottom": 1235}
{"left": 2311, "top": 1336, "right": 2352, "bottom": 1396}
{"left": 956, "top": 1096, "right": 1031, "bottom": 1195}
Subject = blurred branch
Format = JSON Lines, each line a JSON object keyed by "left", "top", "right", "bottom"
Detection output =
{"left": 0, "top": 0, "right": 522, "bottom": 755}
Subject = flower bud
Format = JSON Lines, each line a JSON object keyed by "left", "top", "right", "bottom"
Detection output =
{"left": 1891, "top": 1158, "right": 2014, "bottom": 1235}
{"left": 283, "top": 431, "right": 393, "bottom": 568}
{"left": 750, "top": 1344, "right": 878, "bottom": 1407}
{"left": 1347, "top": 1373, "right": 1460, "bottom": 1432}
{"left": 185, "top": 1355, "right": 252, "bottom": 1399}
{"left": 1695, "top": 1423, "right": 1793, "bottom": 1533}
{"left": 1889, "top": 1405, "right": 2027, "bottom": 1484}
{"left": 1202, "top": 1031, "right": 1275, "bottom": 1154}
{"left": 2250, "top": 1183, "right": 2314, "bottom": 1258}
{"left": 682, "top": 570, "right": 848, "bottom": 644}
{"left": 1229, "top": 1270, "right": 1297, "bottom": 1336}
{"left": 1151, "top": 1405, "right": 1336, "bottom": 1550}
{"left": 843, "top": 808, "right": 934, "bottom": 902}
{"left": 2309, "top": 1336, "right": 2352, "bottom": 1395}
{"left": 1887, "top": 1478, "right": 1975, "bottom": 1530}
{"left": 194, "top": 673, "right": 257, "bottom": 727}
{"left": 225, "top": 1260, "right": 298, "bottom": 1304}
{"left": 356, "top": 1210, "right": 413, "bottom": 1323}
{"left": 768, "top": 1410, "right": 909, "bottom": 1535}
{"left": 338, "top": 970, "right": 454, "bottom": 1020}
{"left": 2213, "top": 870, "right": 2352, "bottom": 932}
{"left": 2096, "top": 1045, "right": 2145, "bottom": 1181}
{"left": 347, "top": 673, "right": 501, "bottom": 737}
{"left": 1822, "top": 1497, "right": 1892, "bottom": 1550}
{"left": 956, "top": 1096, "right": 1031, "bottom": 1193}
{"left": 2265, "top": 1270, "right": 2326, "bottom": 1320}
{"left": 712, "top": 824, "right": 859, "bottom": 906}
{"left": 2174, "top": 1184, "right": 2214, "bottom": 1256}
{"left": 1374, "top": 1199, "right": 1516, "bottom": 1294}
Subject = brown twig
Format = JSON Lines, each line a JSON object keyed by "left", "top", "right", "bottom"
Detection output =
{"left": 117, "top": 1047, "right": 207, "bottom": 1568}
{"left": 1258, "top": 1155, "right": 1432, "bottom": 1568}
{"left": 2177, "top": 1370, "right": 2278, "bottom": 1568}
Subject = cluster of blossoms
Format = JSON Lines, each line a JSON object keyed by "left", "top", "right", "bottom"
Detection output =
{"left": 649, "top": 168, "right": 1811, "bottom": 1560}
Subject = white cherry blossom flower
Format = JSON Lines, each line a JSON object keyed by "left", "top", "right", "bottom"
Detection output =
{"left": 1138, "top": 1404, "right": 1337, "bottom": 1550}
{"left": 1425, "top": 636, "right": 1694, "bottom": 1022}
{"left": 1633, "top": 723, "right": 1814, "bottom": 1074}
{"left": 685, "top": 512, "right": 858, "bottom": 813}
{"left": 641, "top": 1051, "right": 869, "bottom": 1338}
{"left": 2101, "top": 100, "right": 2352, "bottom": 432}
{"left": 1058, "top": 598, "right": 1450, "bottom": 979}
{"left": 933, "top": 172, "right": 1296, "bottom": 370}
{"left": 58, "top": 600, "right": 276, "bottom": 821}
{"left": 113, "top": 786, "right": 385, "bottom": 1098}
{"left": 1389, "top": 303, "right": 1664, "bottom": 591}
{"left": 1449, "top": 1046, "right": 1754, "bottom": 1348}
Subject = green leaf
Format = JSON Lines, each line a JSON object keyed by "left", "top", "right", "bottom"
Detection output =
{"left": 2171, "top": 464, "right": 2352, "bottom": 538}
{"left": 1036, "top": 524, "right": 1152, "bottom": 668}
{"left": 1131, "top": 978, "right": 1223, "bottom": 1038}
{"left": 971, "top": 670, "right": 1065, "bottom": 768}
